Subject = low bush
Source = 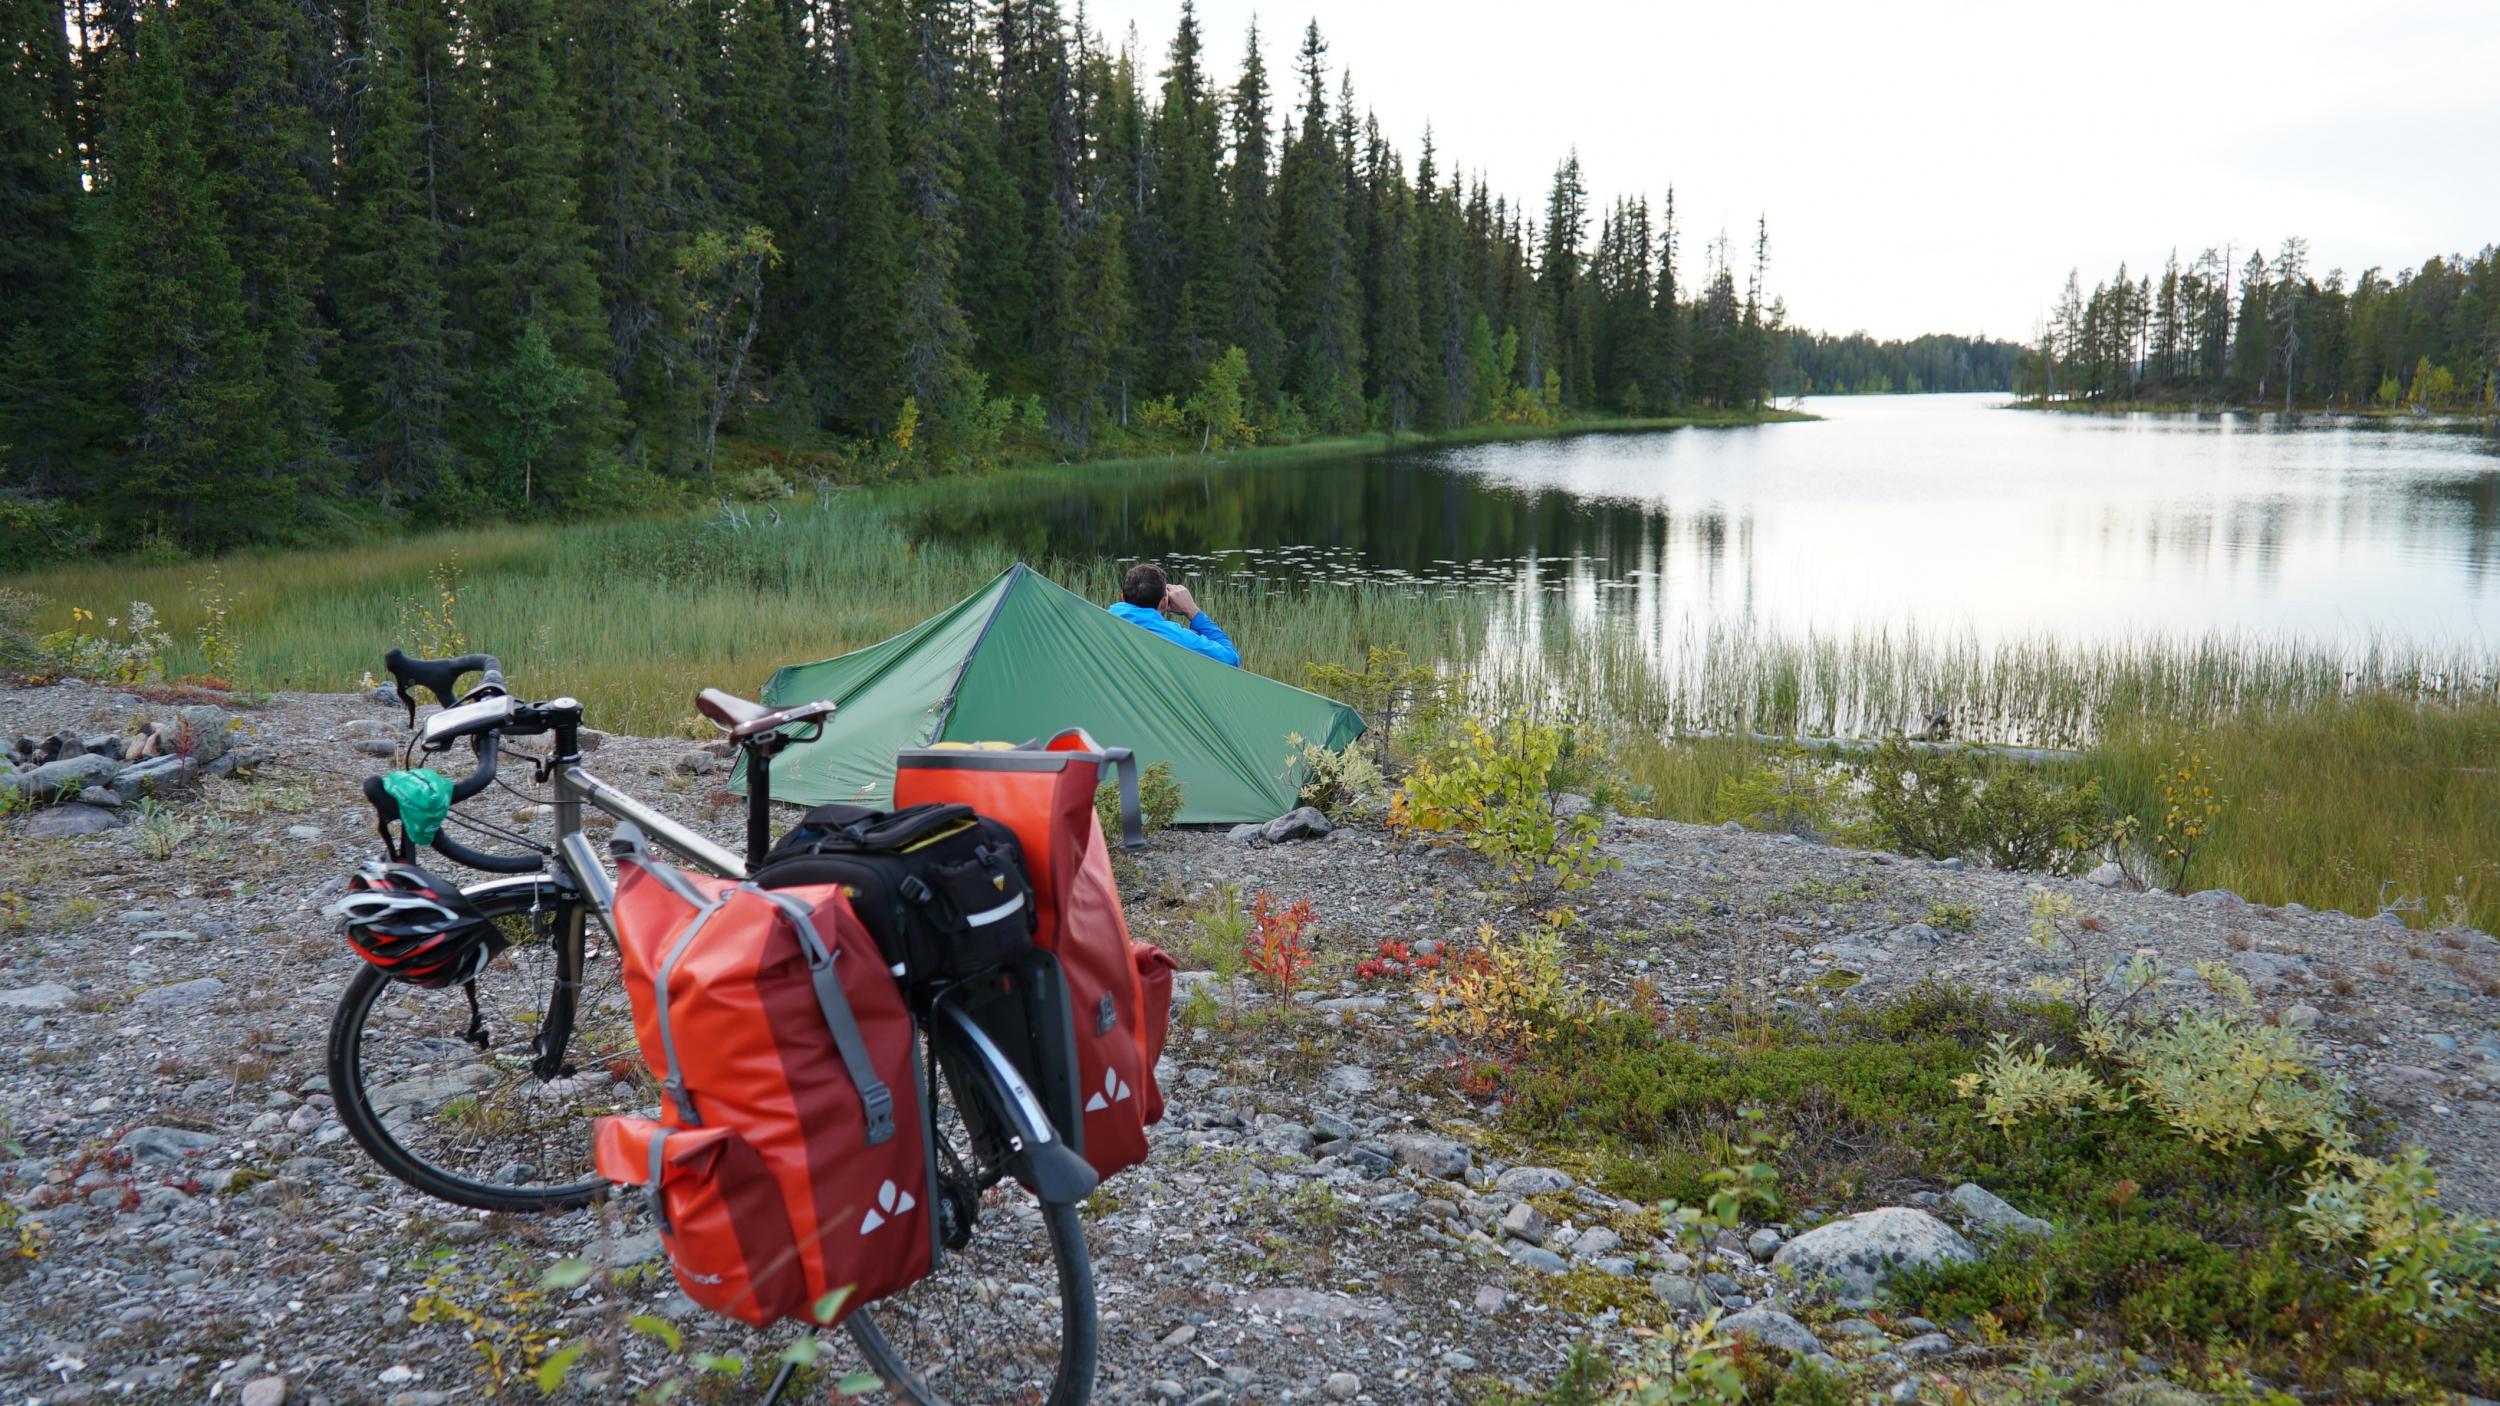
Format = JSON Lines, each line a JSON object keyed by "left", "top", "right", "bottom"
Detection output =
{"left": 1710, "top": 745, "right": 1843, "bottom": 838}
{"left": 1392, "top": 716, "right": 1614, "bottom": 891}
{"left": 1852, "top": 738, "right": 2104, "bottom": 873}
{"left": 1097, "top": 759, "right": 1184, "bottom": 836}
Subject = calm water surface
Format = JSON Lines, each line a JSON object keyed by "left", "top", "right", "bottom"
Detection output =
{"left": 925, "top": 395, "right": 2500, "bottom": 651}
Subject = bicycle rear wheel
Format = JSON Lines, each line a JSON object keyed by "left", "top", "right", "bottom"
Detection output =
{"left": 843, "top": 1039, "right": 1098, "bottom": 1406}
{"left": 327, "top": 880, "right": 643, "bottom": 1211}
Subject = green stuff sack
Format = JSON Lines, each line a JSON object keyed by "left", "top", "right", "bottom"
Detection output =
{"left": 379, "top": 768, "right": 455, "bottom": 846}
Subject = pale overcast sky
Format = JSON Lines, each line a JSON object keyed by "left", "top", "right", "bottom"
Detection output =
{"left": 1079, "top": 0, "right": 2500, "bottom": 342}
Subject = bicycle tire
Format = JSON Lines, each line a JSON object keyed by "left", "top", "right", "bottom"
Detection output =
{"left": 842, "top": 1046, "right": 1099, "bottom": 1406}
{"left": 327, "top": 881, "right": 641, "bottom": 1212}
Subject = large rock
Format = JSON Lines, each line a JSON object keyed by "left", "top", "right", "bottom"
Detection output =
{"left": 19, "top": 752, "right": 120, "bottom": 799}
{"left": 1771, "top": 1206, "right": 1975, "bottom": 1306}
{"left": 2085, "top": 861, "right": 2128, "bottom": 888}
{"left": 1260, "top": 800, "right": 1340, "bottom": 840}
{"left": 1719, "top": 1308, "right": 1823, "bottom": 1357}
{"left": 1950, "top": 1182, "right": 2053, "bottom": 1238}
{"left": 19, "top": 802, "right": 127, "bottom": 836}
{"left": 176, "top": 706, "right": 235, "bottom": 764}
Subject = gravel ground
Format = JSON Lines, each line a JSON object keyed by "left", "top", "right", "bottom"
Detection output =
{"left": 2, "top": 682, "right": 2495, "bottom": 1406}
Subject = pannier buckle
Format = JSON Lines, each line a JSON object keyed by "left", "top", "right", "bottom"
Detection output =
{"left": 900, "top": 875, "right": 934, "bottom": 904}
{"left": 861, "top": 1082, "right": 896, "bottom": 1145}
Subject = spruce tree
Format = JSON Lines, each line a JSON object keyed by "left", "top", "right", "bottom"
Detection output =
{"left": 0, "top": 0, "right": 83, "bottom": 485}
{"left": 1138, "top": 0, "right": 1223, "bottom": 389}
{"left": 1364, "top": 145, "right": 1424, "bottom": 429}
{"left": 89, "top": 7, "right": 282, "bottom": 549}
{"left": 570, "top": 0, "right": 687, "bottom": 465}
{"left": 455, "top": 0, "right": 625, "bottom": 508}
{"left": 1220, "top": 20, "right": 1282, "bottom": 403}
{"left": 332, "top": 0, "right": 456, "bottom": 503}
{"left": 1274, "top": 21, "right": 1360, "bottom": 429}
{"left": 892, "top": 0, "right": 973, "bottom": 416}
{"left": 178, "top": 0, "right": 339, "bottom": 485}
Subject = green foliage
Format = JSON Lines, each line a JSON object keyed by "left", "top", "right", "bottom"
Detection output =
{"left": 1924, "top": 899, "right": 1981, "bottom": 934}
{"left": 1608, "top": 1315, "right": 1745, "bottom": 1405}
{"left": 40, "top": 602, "right": 173, "bottom": 683}
{"left": 1851, "top": 739, "right": 2104, "bottom": 873}
{"left": 1302, "top": 644, "right": 1443, "bottom": 769}
{"left": 1186, "top": 346, "right": 1256, "bottom": 450}
{"left": 1421, "top": 921, "right": 1577, "bottom": 1057}
{"left": 1710, "top": 746, "right": 1841, "bottom": 838}
{"left": 1393, "top": 716, "right": 1614, "bottom": 891}
{"left": 2297, "top": 1147, "right": 2500, "bottom": 1325}
{"left": 1097, "top": 759, "right": 1184, "bottom": 837}
{"left": 1284, "top": 733, "right": 1386, "bottom": 817}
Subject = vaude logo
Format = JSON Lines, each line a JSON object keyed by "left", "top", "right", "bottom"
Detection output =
{"left": 859, "top": 1178, "right": 916, "bottom": 1235}
{"left": 1083, "top": 1064, "right": 1132, "bottom": 1113}
{"left": 674, "top": 1263, "right": 726, "bottom": 1285}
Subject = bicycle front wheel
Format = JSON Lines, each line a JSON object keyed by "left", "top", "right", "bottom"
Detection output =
{"left": 843, "top": 1044, "right": 1099, "bottom": 1406}
{"left": 327, "top": 880, "right": 644, "bottom": 1212}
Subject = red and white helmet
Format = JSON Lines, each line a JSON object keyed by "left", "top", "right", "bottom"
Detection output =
{"left": 329, "top": 861, "right": 502, "bottom": 987}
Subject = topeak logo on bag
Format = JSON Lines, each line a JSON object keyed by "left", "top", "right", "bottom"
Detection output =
{"left": 858, "top": 1178, "right": 917, "bottom": 1235}
{"left": 1084, "top": 1065, "right": 1133, "bottom": 1113}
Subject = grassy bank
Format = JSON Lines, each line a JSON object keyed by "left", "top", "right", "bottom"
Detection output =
{"left": 7, "top": 406, "right": 2495, "bottom": 927}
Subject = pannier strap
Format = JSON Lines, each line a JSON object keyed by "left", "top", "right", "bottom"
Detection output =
{"left": 1032, "top": 731, "right": 1144, "bottom": 853}
{"left": 647, "top": 1128, "right": 673, "bottom": 1235}
{"left": 756, "top": 889, "right": 897, "bottom": 1146}
{"left": 655, "top": 897, "right": 726, "bottom": 1127}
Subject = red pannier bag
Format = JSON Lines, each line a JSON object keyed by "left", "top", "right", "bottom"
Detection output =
{"left": 895, "top": 731, "right": 1174, "bottom": 1179}
{"left": 592, "top": 828, "right": 934, "bottom": 1328}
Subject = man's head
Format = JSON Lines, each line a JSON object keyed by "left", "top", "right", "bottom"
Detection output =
{"left": 1121, "top": 563, "right": 1169, "bottom": 610}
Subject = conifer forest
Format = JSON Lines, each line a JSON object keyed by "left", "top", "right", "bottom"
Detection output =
{"left": 1, "top": 0, "right": 1821, "bottom": 556}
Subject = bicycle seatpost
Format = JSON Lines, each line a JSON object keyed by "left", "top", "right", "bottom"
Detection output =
{"left": 742, "top": 734, "right": 778, "bottom": 869}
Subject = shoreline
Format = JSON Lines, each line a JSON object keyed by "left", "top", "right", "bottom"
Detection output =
{"left": 2006, "top": 396, "right": 2496, "bottom": 427}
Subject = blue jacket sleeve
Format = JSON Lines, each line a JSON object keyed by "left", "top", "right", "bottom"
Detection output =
{"left": 1183, "top": 612, "right": 1242, "bottom": 667}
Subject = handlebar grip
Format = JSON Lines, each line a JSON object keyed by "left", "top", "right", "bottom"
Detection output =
{"left": 383, "top": 648, "right": 507, "bottom": 726}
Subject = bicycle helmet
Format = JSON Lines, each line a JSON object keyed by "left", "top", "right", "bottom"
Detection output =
{"left": 329, "top": 860, "right": 505, "bottom": 987}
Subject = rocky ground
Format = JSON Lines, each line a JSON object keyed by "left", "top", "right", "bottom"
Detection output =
{"left": 2, "top": 682, "right": 2496, "bottom": 1406}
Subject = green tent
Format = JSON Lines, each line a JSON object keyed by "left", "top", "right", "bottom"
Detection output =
{"left": 749, "top": 564, "right": 1365, "bottom": 824}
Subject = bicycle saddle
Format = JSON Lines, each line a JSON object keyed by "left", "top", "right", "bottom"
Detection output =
{"left": 696, "top": 687, "right": 836, "bottom": 741}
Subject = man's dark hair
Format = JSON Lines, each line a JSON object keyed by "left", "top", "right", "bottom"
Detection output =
{"left": 1121, "top": 563, "right": 1168, "bottom": 609}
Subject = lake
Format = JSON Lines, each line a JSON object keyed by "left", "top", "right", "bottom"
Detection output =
{"left": 917, "top": 395, "right": 2500, "bottom": 656}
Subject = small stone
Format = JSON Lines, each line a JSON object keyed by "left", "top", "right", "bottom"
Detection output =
{"left": 1889, "top": 1382, "right": 1919, "bottom": 1404}
{"left": 1227, "top": 823, "right": 1263, "bottom": 844}
{"left": 1934, "top": 857, "right": 1964, "bottom": 871}
{"left": 1498, "top": 1201, "right": 1548, "bottom": 1245}
{"left": 576, "top": 728, "right": 607, "bottom": 752}
{"left": 240, "top": 1376, "right": 288, "bottom": 1406}
{"left": 20, "top": 752, "right": 121, "bottom": 797}
{"left": 1509, "top": 1244, "right": 1569, "bottom": 1273}
{"left": 118, "top": 1125, "right": 218, "bottom": 1162}
{"left": 1571, "top": 1226, "right": 1623, "bottom": 1259}
{"left": 1648, "top": 1273, "right": 1704, "bottom": 1310}
{"left": 134, "top": 976, "right": 225, "bottom": 1009}
{"left": 1827, "top": 1317, "right": 1890, "bottom": 1344}
{"left": 2281, "top": 1004, "right": 2322, "bottom": 1030}
{"left": 1472, "top": 1285, "right": 1507, "bottom": 1314}
{"left": 1720, "top": 1307, "right": 1823, "bottom": 1357}
{"left": 1161, "top": 1324, "right": 1197, "bottom": 1347}
{"left": 1322, "top": 1065, "right": 1377, "bottom": 1097}
{"left": 1949, "top": 1182, "right": 2053, "bottom": 1238}
{"left": 0, "top": 982, "right": 74, "bottom": 1011}
{"left": 2186, "top": 888, "right": 2245, "bottom": 907}
{"left": 1493, "top": 1165, "right": 1573, "bottom": 1194}
{"left": 286, "top": 824, "right": 321, "bottom": 840}
{"left": 1389, "top": 1133, "right": 1470, "bottom": 1180}
{"left": 1899, "top": 1332, "right": 1953, "bottom": 1361}
{"left": 1441, "top": 1350, "right": 1479, "bottom": 1371}
{"left": 672, "top": 751, "right": 718, "bottom": 775}
{"left": 1322, "top": 1372, "right": 1361, "bottom": 1400}
{"left": 1746, "top": 1227, "right": 1784, "bottom": 1260}
{"left": 2085, "top": 861, "right": 2127, "bottom": 888}
{"left": 352, "top": 736, "right": 399, "bottom": 757}
{"left": 376, "top": 1365, "right": 418, "bottom": 1386}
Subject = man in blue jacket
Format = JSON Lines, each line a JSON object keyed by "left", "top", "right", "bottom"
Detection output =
{"left": 1107, "top": 563, "right": 1241, "bottom": 667}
